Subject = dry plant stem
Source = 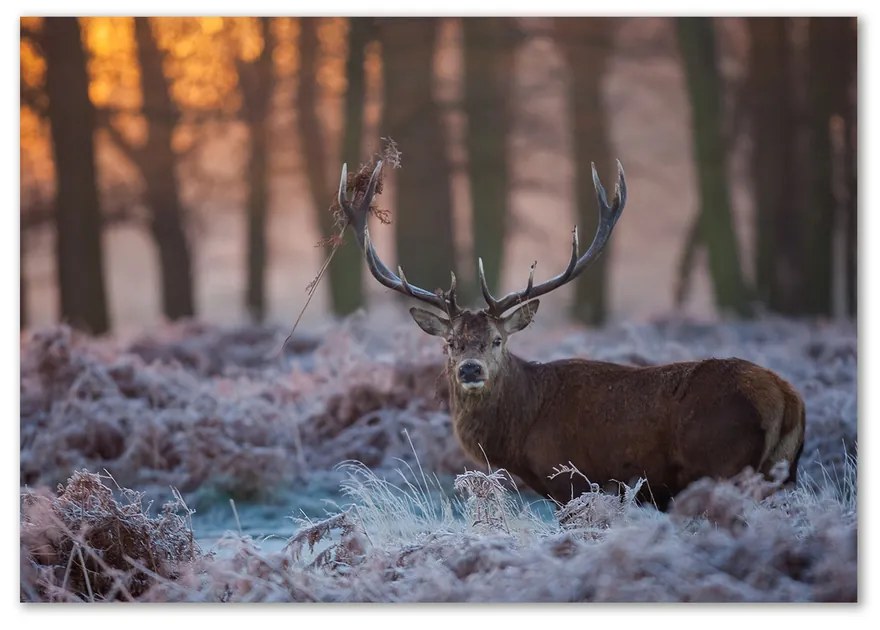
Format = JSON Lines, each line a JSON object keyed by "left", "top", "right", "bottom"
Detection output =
{"left": 275, "top": 140, "right": 399, "bottom": 360}
{"left": 57, "top": 513, "right": 136, "bottom": 602}
{"left": 75, "top": 544, "right": 94, "bottom": 602}
{"left": 61, "top": 546, "right": 76, "bottom": 594}
{"left": 275, "top": 225, "right": 346, "bottom": 358}
{"left": 276, "top": 140, "right": 399, "bottom": 358}
{"left": 230, "top": 499, "right": 243, "bottom": 536}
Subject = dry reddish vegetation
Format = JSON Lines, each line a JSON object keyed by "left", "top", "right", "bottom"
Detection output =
{"left": 20, "top": 470, "right": 197, "bottom": 601}
{"left": 20, "top": 313, "right": 857, "bottom": 602}
{"left": 20, "top": 315, "right": 460, "bottom": 497}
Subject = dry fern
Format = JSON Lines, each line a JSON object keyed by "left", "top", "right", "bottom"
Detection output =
{"left": 20, "top": 470, "right": 196, "bottom": 601}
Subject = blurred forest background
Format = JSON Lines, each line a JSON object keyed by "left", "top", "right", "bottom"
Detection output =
{"left": 19, "top": 16, "right": 857, "bottom": 336}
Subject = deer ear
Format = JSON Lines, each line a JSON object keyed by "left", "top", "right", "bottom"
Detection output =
{"left": 409, "top": 307, "right": 450, "bottom": 337}
{"left": 502, "top": 300, "right": 539, "bottom": 335}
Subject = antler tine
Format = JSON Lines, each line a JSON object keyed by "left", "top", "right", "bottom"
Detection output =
{"left": 340, "top": 161, "right": 459, "bottom": 316}
{"left": 446, "top": 271, "right": 459, "bottom": 313}
{"left": 561, "top": 226, "right": 579, "bottom": 281}
{"left": 337, "top": 163, "right": 400, "bottom": 286}
{"left": 477, "top": 257, "right": 501, "bottom": 312}
{"left": 397, "top": 265, "right": 416, "bottom": 297}
{"left": 615, "top": 159, "right": 627, "bottom": 215}
{"left": 337, "top": 160, "right": 395, "bottom": 285}
{"left": 480, "top": 160, "right": 627, "bottom": 316}
{"left": 361, "top": 160, "right": 384, "bottom": 211}
{"left": 338, "top": 162, "right": 350, "bottom": 207}
{"left": 338, "top": 161, "right": 383, "bottom": 224}
{"left": 580, "top": 160, "right": 625, "bottom": 262}
{"left": 526, "top": 261, "right": 537, "bottom": 294}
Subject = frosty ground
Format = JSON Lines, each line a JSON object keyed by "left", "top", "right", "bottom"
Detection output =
{"left": 19, "top": 311, "right": 857, "bottom": 602}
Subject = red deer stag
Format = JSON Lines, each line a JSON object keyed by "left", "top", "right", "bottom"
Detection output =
{"left": 337, "top": 160, "right": 805, "bottom": 510}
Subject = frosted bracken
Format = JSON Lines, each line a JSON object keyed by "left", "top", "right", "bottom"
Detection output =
{"left": 20, "top": 313, "right": 857, "bottom": 602}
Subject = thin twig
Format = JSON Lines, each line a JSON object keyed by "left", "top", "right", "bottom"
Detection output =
{"left": 272, "top": 225, "right": 345, "bottom": 360}
{"left": 61, "top": 543, "right": 76, "bottom": 594}
{"left": 48, "top": 508, "right": 136, "bottom": 602}
{"left": 273, "top": 140, "right": 399, "bottom": 360}
{"left": 75, "top": 544, "right": 95, "bottom": 602}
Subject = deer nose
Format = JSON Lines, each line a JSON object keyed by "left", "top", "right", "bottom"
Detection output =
{"left": 458, "top": 361, "right": 484, "bottom": 383}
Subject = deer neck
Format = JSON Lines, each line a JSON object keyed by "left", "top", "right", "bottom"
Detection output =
{"left": 448, "top": 352, "right": 542, "bottom": 469}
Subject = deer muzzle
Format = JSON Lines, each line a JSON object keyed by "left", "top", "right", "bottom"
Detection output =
{"left": 457, "top": 360, "right": 487, "bottom": 391}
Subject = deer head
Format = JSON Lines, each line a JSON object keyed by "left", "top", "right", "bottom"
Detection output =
{"left": 409, "top": 302, "right": 540, "bottom": 395}
{"left": 336, "top": 159, "right": 627, "bottom": 395}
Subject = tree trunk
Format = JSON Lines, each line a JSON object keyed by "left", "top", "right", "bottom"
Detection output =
{"left": 806, "top": 17, "right": 857, "bottom": 317}
{"left": 846, "top": 63, "right": 857, "bottom": 317}
{"left": 334, "top": 17, "right": 373, "bottom": 312}
{"left": 839, "top": 17, "right": 857, "bottom": 320}
{"left": 44, "top": 17, "right": 110, "bottom": 334}
{"left": 341, "top": 18, "right": 373, "bottom": 168}
{"left": 462, "top": 17, "right": 515, "bottom": 301}
{"left": 296, "top": 18, "right": 333, "bottom": 241}
{"left": 379, "top": 18, "right": 457, "bottom": 294}
{"left": 747, "top": 18, "right": 810, "bottom": 315}
{"left": 676, "top": 17, "right": 752, "bottom": 317}
{"left": 297, "top": 17, "right": 365, "bottom": 316}
{"left": 239, "top": 18, "right": 274, "bottom": 322}
{"left": 556, "top": 18, "right": 617, "bottom": 325}
{"left": 133, "top": 17, "right": 195, "bottom": 320}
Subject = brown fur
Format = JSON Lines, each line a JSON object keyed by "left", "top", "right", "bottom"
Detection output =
{"left": 418, "top": 306, "right": 806, "bottom": 511}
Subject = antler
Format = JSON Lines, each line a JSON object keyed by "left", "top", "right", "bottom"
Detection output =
{"left": 337, "top": 161, "right": 461, "bottom": 317}
{"left": 478, "top": 160, "right": 627, "bottom": 316}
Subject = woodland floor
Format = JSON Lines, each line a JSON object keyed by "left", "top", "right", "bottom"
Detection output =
{"left": 20, "top": 312, "right": 857, "bottom": 602}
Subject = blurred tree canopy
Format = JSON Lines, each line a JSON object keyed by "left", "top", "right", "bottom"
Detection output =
{"left": 20, "top": 17, "right": 857, "bottom": 332}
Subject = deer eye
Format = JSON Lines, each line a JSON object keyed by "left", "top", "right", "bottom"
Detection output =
{"left": 492, "top": 337, "right": 502, "bottom": 347}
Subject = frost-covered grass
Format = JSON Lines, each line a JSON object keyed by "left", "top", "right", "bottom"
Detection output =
{"left": 21, "top": 457, "right": 856, "bottom": 602}
{"left": 19, "top": 313, "right": 858, "bottom": 602}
